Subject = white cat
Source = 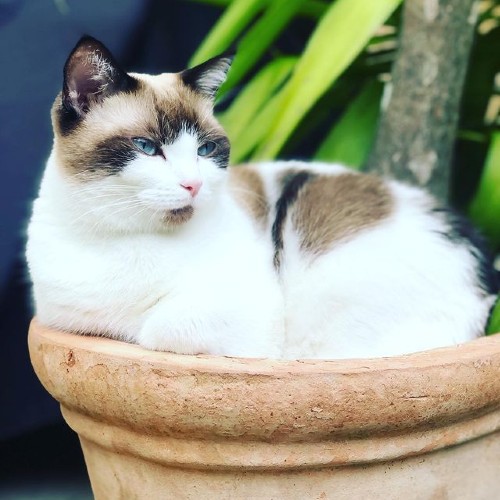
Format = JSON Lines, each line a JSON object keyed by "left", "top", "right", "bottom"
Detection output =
{"left": 26, "top": 37, "right": 498, "bottom": 359}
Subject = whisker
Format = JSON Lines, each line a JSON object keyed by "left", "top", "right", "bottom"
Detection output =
{"left": 84, "top": 201, "right": 153, "bottom": 235}
{"left": 70, "top": 199, "right": 147, "bottom": 226}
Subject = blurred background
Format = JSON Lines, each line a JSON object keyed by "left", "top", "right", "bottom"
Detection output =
{"left": 1, "top": 0, "right": 499, "bottom": 498}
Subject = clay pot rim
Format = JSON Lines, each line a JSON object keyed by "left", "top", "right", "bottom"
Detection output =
{"left": 29, "top": 319, "right": 500, "bottom": 465}
{"left": 30, "top": 318, "right": 500, "bottom": 374}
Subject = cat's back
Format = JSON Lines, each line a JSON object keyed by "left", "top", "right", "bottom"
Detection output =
{"left": 229, "top": 160, "right": 431, "bottom": 252}
{"left": 230, "top": 161, "right": 497, "bottom": 358}
{"left": 229, "top": 159, "right": 493, "bottom": 274}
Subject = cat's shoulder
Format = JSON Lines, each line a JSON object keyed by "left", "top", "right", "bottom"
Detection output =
{"left": 228, "top": 160, "right": 444, "bottom": 264}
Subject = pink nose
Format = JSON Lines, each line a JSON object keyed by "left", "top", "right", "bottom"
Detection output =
{"left": 180, "top": 179, "right": 202, "bottom": 197}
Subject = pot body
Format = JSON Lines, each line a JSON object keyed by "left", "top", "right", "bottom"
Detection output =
{"left": 76, "top": 429, "right": 500, "bottom": 499}
{"left": 29, "top": 321, "right": 500, "bottom": 500}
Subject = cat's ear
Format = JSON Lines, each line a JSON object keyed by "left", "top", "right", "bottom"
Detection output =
{"left": 180, "top": 52, "right": 234, "bottom": 100}
{"left": 62, "top": 36, "right": 136, "bottom": 116}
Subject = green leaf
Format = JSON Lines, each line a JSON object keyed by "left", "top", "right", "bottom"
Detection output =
{"left": 469, "top": 131, "right": 500, "bottom": 249}
{"left": 230, "top": 91, "right": 287, "bottom": 163}
{"left": 188, "top": 0, "right": 328, "bottom": 20}
{"left": 487, "top": 298, "right": 500, "bottom": 335}
{"left": 218, "top": 56, "right": 297, "bottom": 149}
{"left": 189, "top": 0, "right": 265, "bottom": 67}
{"left": 220, "top": 0, "right": 306, "bottom": 94}
{"left": 254, "top": 0, "right": 402, "bottom": 159}
{"left": 314, "top": 80, "right": 383, "bottom": 168}
{"left": 187, "top": 0, "right": 232, "bottom": 7}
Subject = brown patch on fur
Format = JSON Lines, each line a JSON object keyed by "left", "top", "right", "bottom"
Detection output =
{"left": 229, "top": 166, "right": 269, "bottom": 229}
{"left": 291, "top": 173, "right": 393, "bottom": 256}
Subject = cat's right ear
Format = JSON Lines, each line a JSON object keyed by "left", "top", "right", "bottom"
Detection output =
{"left": 62, "top": 36, "right": 137, "bottom": 117}
{"left": 180, "top": 52, "right": 234, "bottom": 100}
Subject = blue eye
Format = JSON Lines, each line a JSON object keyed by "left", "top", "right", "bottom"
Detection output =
{"left": 132, "top": 137, "right": 158, "bottom": 156}
{"left": 197, "top": 141, "right": 216, "bottom": 156}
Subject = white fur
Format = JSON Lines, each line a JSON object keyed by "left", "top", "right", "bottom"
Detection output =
{"left": 26, "top": 133, "right": 284, "bottom": 357}
{"left": 254, "top": 161, "right": 496, "bottom": 358}
{"left": 27, "top": 151, "right": 495, "bottom": 359}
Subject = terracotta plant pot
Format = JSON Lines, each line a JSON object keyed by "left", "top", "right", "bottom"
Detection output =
{"left": 29, "top": 319, "right": 500, "bottom": 499}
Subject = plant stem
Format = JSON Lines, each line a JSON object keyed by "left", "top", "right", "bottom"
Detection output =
{"left": 366, "top": 0, "right": 478, "bottom": 202}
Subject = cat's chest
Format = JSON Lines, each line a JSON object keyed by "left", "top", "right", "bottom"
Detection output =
{"left": 62, "top": 236, "right": 184, "bottom": 294}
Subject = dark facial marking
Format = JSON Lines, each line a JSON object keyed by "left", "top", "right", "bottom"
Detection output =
{"left": 152, "top": 103, "right": 230, "bottom": 169}
{"left": 88, "top": 137, "right": 138, "bottom": 175}
{"left": 154, "top": 103, "right": 203, "bottom": 145}
{"left": 272, "top": 171, "right": 315, "bottom": 269}
{"left": 209, "top": 136, "right": 230, "bottom": 169}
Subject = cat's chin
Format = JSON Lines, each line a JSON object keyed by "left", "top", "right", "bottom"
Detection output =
{"left": 162, "top": 205, "right": 194, "bottom": 226}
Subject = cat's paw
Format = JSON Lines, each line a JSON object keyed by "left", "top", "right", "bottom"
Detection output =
{"left": 137, "top": 313, "right": 208, "bottom": 355}
{"left": 137, "top": 297, "right": 283, "bottom": 357}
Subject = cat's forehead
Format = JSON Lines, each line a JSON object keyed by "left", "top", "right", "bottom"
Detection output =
{"left": 131, "top": 71, "right": 179, "bottom": 92}
{"left": 131, "top": 71, "right": 215, "bottom": 128}
{"left": 80, "top": 71, "right": 215, "bottom": 141}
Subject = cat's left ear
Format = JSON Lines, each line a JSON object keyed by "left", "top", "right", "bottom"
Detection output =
{"left": 62, "top": 36, "right": 136, "bottom": 116}
{"left": 180, "top": 53, "right": 234, "bottom": 100}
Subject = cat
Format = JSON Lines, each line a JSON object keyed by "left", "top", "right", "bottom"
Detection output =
{"left": 26, "top": 36, "right": 498, "bottom": 359}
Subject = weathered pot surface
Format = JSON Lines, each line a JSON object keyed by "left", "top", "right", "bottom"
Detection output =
{"left": 29, "top": 319, "right": 500, "bottom": 499}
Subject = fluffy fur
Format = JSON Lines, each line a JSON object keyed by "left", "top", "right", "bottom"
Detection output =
{"left": 26, "top": 37, "right": 498, "bottom": 359}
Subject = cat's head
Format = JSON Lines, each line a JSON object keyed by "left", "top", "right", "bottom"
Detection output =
{"left": 51, "top": 36, "right": 233, "bottom": 233}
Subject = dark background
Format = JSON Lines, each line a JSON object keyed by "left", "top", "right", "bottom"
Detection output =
{"left": 0, "top": 0, "right": 219, "bottom": 496}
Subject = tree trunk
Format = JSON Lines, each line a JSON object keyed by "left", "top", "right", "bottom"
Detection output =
{"left": 366, "top": 0, "right": 478, "bottom": 202}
